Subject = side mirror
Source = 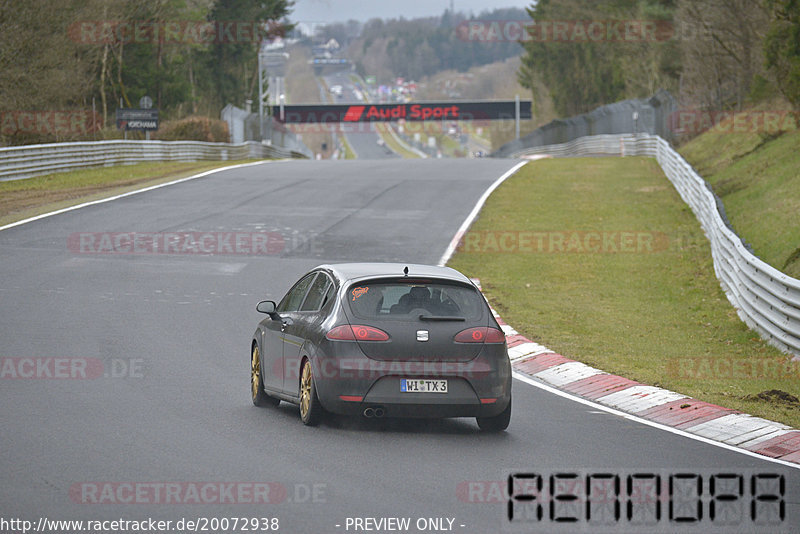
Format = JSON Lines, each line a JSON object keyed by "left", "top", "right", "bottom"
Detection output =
{"left": 256, "top": 300, "right": 277, "bottom": 317}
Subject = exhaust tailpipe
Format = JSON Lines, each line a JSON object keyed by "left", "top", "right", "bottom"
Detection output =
{"left": 363, "top": 407, "right": 385, "bottom": 418}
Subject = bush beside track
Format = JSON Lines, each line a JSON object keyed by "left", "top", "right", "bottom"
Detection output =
{"left": 449, "top": 157, "right": 800, "bottom": 429}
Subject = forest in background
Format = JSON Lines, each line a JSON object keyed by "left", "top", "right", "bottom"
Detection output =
{"left": 2, "top": 1, "right": 798, "bottom": 145}
{"left": 0, "top": 0, "right": 291, "bottom": 144}
{"left": 517, "top": 0, "right": 800, "bottom": 116}
{"left": 319, "top": 8, "right": 528, "bottom": 83}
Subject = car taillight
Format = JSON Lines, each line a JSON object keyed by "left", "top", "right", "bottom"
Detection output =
{"left": 454, "top": 326, "right": 505, "bottom": 344}
{"left": 326, "top": 325, "right": 390, "bottom": 342}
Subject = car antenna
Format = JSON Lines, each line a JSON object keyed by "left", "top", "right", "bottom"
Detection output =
{"left": 403, "top": 266, "right": 409, "bottom": 277}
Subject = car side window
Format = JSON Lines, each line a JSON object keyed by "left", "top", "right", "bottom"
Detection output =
{"left": 320, "top": 283, "right": 335, "bottom": 310}
{"left": 300, "top": 273, "right": 332, "bottom": 312}
{"left": 277, "top": 273, "right": 316, "bottom": 313}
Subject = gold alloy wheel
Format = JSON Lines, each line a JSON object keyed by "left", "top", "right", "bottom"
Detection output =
{"left": 251, "top": 345, "right": 261, "bottom": 401}
{"left": 300, "top": 362, "right": 312, "bottom": 419}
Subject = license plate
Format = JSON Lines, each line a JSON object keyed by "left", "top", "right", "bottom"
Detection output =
{"left": 400, "top": 379, "right": 448, "bottom": 393}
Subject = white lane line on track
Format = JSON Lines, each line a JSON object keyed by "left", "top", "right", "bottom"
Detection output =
{"left": 0, "top": 160, "right": 273, "bottom": 232}
{"left": 440, "top": 162, "right": 800, "bottom": 470}
{"left": 513, "top": 371, "right": 800, "bottom": 470}
{"left": 437, "top": 160, "right": 528, "bottom": 267}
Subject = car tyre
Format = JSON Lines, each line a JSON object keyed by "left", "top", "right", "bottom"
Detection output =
{"left": 251, "top": 344, "right": 279, "bottom": 407}
{"left": 476, "top": 397, "right": 511, "bottom": 432}
{"left": 299, "top": 360, "right": 323, "bottom": 426}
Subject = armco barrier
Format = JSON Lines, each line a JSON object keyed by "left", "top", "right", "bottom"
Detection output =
{"left": 508, "top": 133, "right": 800, "bottom": 359}
{"left": 0, "top": 140, "right": 307, "bottom": 181}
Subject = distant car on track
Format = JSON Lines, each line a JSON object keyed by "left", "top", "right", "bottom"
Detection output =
{"left": 250, "top": 263, "right": 511, "bottom": 430}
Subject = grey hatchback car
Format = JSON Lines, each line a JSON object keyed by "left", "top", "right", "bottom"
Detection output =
{"left": 250, "top": 263, "right": 511, "bottom": 430}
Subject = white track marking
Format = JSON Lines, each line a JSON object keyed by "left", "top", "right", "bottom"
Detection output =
{"left": 533, "top": 361, "right": 606, "bottom": 387}
{"left": 440, "top": 162, "right": 800, "bottom": 470}
{"left": 595, "top": 385, "right": 688, "bottom": 412}
{"left": 437, "top": 160, "right": 528, "bottom": 267}
{"left": 513, "top": 371, "right": 800, "bottom": 470}
{"left": 0, "top": 160, "right": 273, "bottom": 232}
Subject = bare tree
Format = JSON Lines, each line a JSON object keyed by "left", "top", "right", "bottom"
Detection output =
{"left": 0, "top": 0, "right": 95, "bottom": 111}
{"left": 676, "top": 0, "right": 770, "bottom": 109}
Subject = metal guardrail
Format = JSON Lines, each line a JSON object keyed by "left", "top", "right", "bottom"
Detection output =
{"left": 509, "top": 133, "right": 800, "bottom": 359}
{"left": 0, "top": 140, "right": 307, "bottom": 181}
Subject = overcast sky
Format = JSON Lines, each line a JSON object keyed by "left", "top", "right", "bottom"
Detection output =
{"left": 290, "top": 0, "right": 532, "bottom": 24}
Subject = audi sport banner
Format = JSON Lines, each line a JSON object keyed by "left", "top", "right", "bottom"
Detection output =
{"left": 272, "top": 101, "right": 531, "bottom": 123}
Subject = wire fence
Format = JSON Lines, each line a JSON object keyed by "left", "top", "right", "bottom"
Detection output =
{"left": 492, "top": 90, "right": 676, "bottom": 158}
{"left": 221, "top": 104, "right": 312, "bottom": 158}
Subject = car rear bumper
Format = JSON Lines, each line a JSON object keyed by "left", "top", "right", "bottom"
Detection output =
{"left": 332, "top": 403, "right": 510, "bottom": 419}
{"left": 328, "top": 391, "right": 511, "bottom": 419}
{"left": 311, "top": 347, "right": 511, "bottom": 418}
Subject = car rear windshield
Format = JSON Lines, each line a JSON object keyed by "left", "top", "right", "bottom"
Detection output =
{"left": 346, "top": 280, "right": 485, "bottom": 320}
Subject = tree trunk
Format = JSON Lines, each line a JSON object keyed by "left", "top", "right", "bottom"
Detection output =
{"left": 100, "top": 42, "right": 109, "bottom": 128}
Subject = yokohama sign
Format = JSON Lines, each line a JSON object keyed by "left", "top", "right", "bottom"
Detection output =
{"left": 273, "top": 101, "right": 531, "bottom": 123}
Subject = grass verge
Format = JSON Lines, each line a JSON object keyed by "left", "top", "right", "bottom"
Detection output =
{"left": 449, "top": 157, "right": 800, "bottom": 429}
{"left": 679, "top": 123, "right": 800, "bottom": 278}
{"left": 0, "top": 160, "right": 261, "bottom": 227}
{"left": 340, "top": 135, "right": 357, "bottom": 160}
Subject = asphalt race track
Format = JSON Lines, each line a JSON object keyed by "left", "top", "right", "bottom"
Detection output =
{"left": 1, "top": 158, "right": 798, "bottom": 533}
{"left": 324, "top": 71, "right": 400, "bottom": 160}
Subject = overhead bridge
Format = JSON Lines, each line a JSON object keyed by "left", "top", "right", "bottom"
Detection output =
{"left": 270, "top": 100, "right": 531, "bottom": 124}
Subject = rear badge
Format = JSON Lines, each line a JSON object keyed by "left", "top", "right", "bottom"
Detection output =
{"left": 416, "top": 330, "right": 429, "bottom": 342}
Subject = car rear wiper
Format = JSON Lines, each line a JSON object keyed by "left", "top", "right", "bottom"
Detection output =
{"left": 418, "top": 314, "right": 466, "bottom": 321}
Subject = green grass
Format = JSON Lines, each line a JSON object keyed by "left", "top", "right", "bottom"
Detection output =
{"left": 436, "top": 133, "right": 464, "bottom": 157}
{"left": 0, "top": 160, "right": 260, "bottom": 227}
{"left": 449, "top": 157, "right": 800, "bottom": 429}
{"left": 679, "top": 126, "right": 800, "bottom": 278}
